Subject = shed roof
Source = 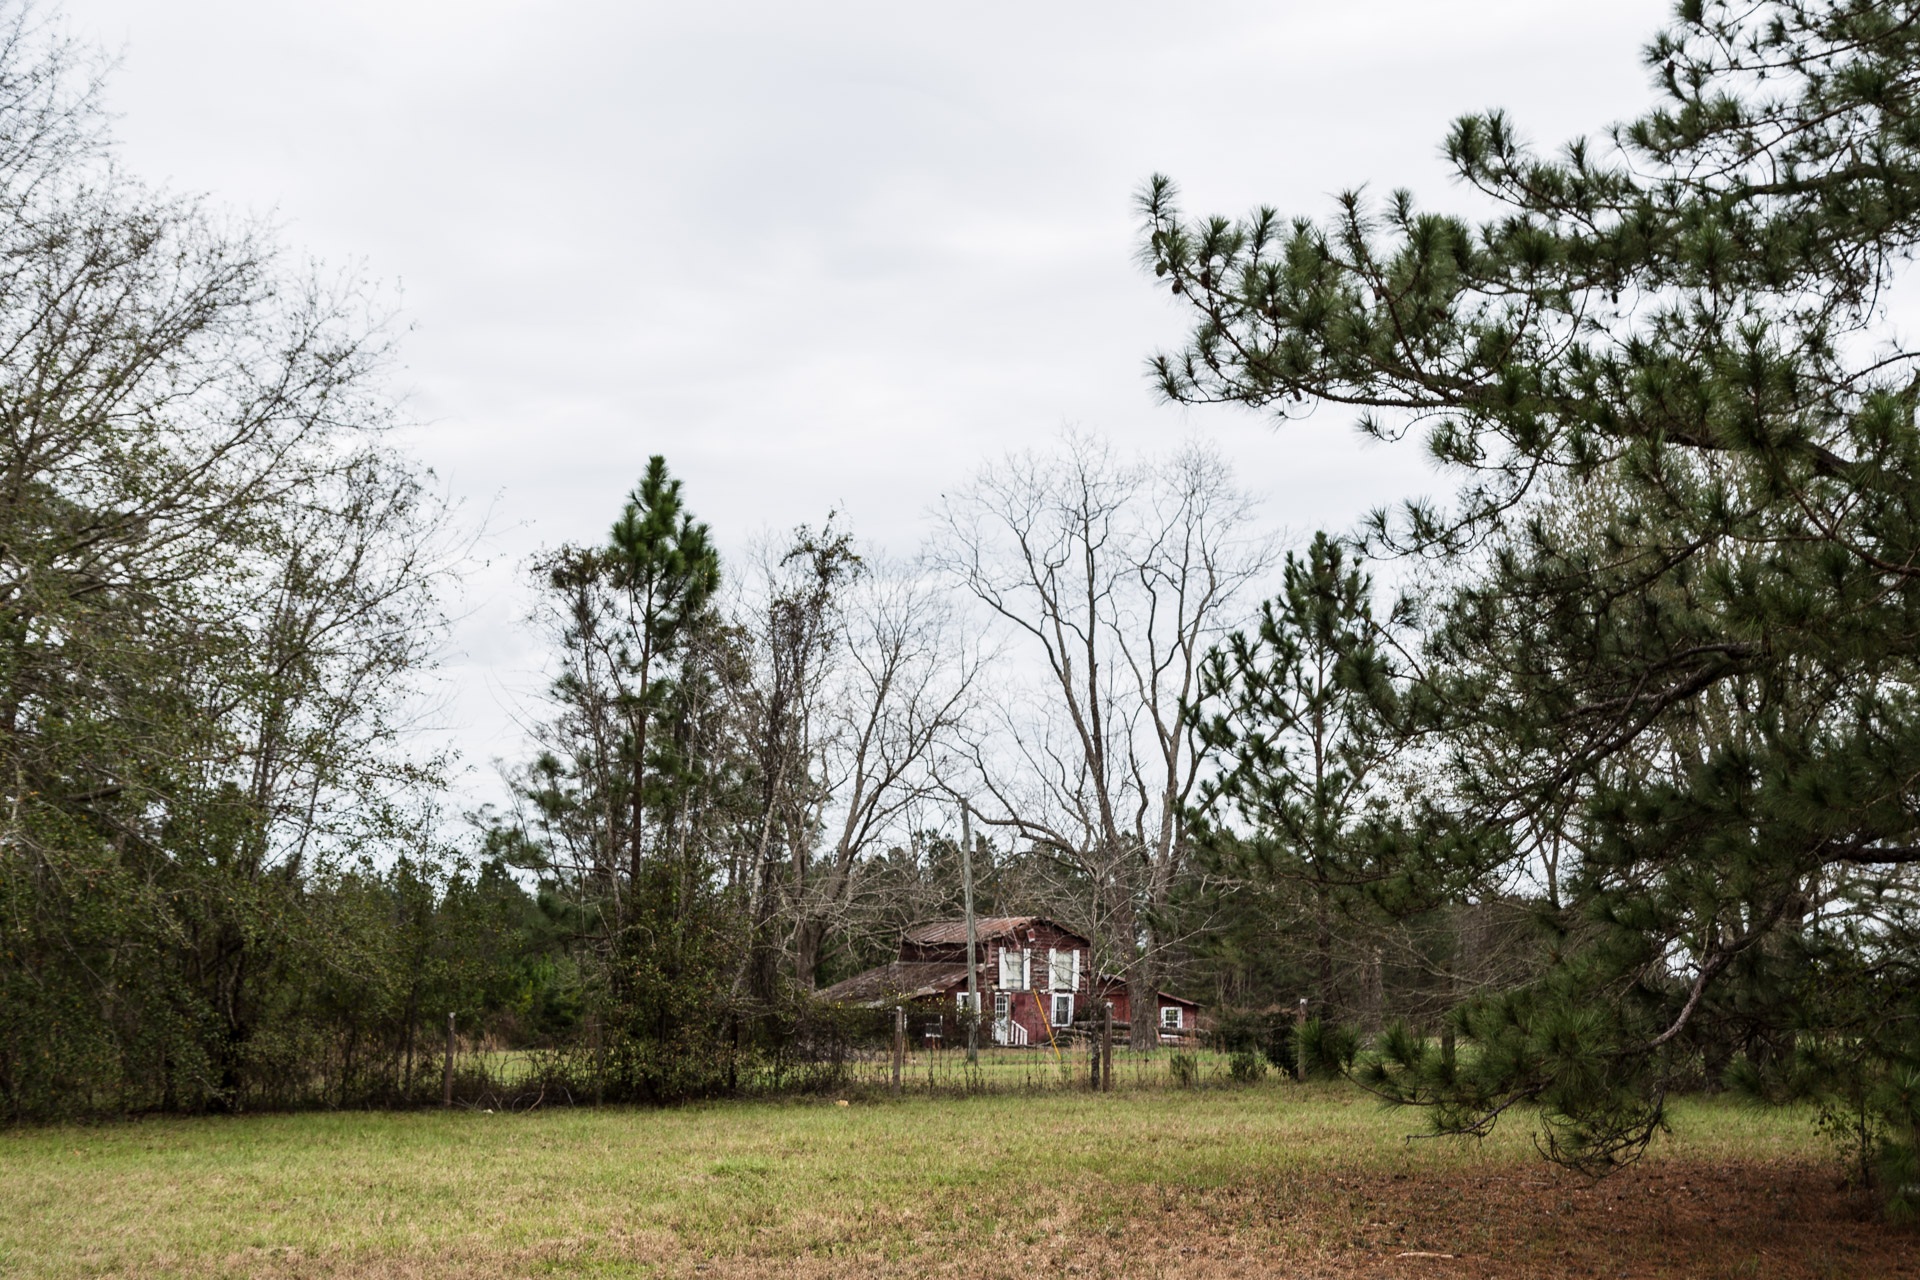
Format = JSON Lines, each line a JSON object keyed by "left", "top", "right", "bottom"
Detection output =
{"left": 816, "top": 961, "right": 972, "bottom": 1005}
{"left": 1091, "top": 972, "right": 1200, "bottom": 1007}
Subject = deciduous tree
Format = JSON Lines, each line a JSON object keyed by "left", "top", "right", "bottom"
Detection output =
{"left": 0, "top": 3, "right": 460, "bottom": 1115}
{"left": 935, "top": 435, "right": 1271, "bottom": 1046}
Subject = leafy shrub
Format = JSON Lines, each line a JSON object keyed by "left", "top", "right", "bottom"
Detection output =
{"left": 1168, "top": 1050, "right": 1200, "bottom": 1087}
{"left": 1228, "top": 1050, "right": 1267, "bottom": 1083}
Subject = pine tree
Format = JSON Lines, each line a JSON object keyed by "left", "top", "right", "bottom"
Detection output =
{"left": 606, "top": 456, "right": 723, "bottom": 894}
{"left": 505, "top": 458, "right": 743, "bottom": 1100}
{"left": 1143, "top": 0, "right": 1920, "bottom": 1200}
{"left": 527, "top": 456, "right": 721, "bottom": 910}
{"left": 1192, "top": 532, "right": 1402, "bottom": 1019}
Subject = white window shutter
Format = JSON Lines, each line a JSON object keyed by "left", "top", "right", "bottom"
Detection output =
{"left": 1071, "top": 950, "right": 1081, "bottom": 991}
{"left": 1022, "top": 948, "right": 1032, "bottom": 988}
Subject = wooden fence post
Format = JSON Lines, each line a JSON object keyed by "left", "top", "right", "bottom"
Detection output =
{"left": 1295, "top": 996, "right": 1308, "bottom": 1082}
{"left": 892, "top": 1005, "right": 905, "bottom": 1097}
{"left": 1101, "top": 1004, "right": 1113, "bottom": 1094}
{"left": 443, "top": 1011, "right": 455, "bottom": 1108}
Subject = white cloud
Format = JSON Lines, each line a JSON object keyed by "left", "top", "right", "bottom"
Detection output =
{"left": 60, "top": 0, "right": 1674, "bottom": 805}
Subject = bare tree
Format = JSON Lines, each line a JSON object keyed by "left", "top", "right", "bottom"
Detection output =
{"left": 933, "top": 433, "right": 1273, "bottom": 1046}
{"left": 789, "top": 559, "right": 976, "bottom": 987}
{"left": 736, "top": 523, "right": 856, "bottom": 1001}
{"left": 735, "top": 524, "right": 977, "bottom": 993}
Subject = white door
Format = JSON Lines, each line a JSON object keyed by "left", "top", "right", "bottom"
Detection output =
{"left": 993, "top": 992, "right": 1012, "bottom": 1045}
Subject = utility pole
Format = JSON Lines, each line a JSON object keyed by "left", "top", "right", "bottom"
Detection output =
{"left": 961, "top": 799, "right": 979, "bottom": 1067}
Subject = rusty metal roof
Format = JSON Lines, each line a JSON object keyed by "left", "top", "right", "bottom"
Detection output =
{"left": 815, "top": 961, "right": 972, "bottom": 1005}
{"left": 902, "top": 916, "right": 1091, "bottom": 946}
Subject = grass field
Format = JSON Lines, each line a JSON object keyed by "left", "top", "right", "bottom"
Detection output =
{"left": 3, "top": 1080, "right": 1913, "bottom": 1279}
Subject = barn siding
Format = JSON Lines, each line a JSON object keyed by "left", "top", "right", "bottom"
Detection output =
{"left": 842, "top": 918, "right": 1205, "bottom": 1048}
{"left": 916, "top": 921, "right": 1094, "bottom": 1044}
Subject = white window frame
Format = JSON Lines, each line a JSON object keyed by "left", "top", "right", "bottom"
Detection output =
{"left": 955, "top": 991, "right": 977, "bottom": 1011}
{"left": 997, "top": 946, "right": 1030, "bottom": 989}
{"left": 1048, "top": 948, "right": 1079, "bottom": 992}
{"left": 1160, "top": 1004, "right": 1183, "bottom": 1030}
{"left": 1051, "top": 992, "right": 1074, "bottom": 1028}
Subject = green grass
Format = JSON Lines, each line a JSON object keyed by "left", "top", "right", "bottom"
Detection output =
{"left": 0, "top": 1082, "right": 1831, "bottom": 1279}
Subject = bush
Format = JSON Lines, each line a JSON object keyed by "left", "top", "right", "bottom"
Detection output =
{"left": 1211, "top": 1008, "right": 1297, "bottom": 1075}
{"left": 1168, "top": 1050, "right": 1200, "bottom": 1088}
{"left": 1228, "top": 1050, "right": 1267, "bottom": 1083}
{"left": 1298, "top": 1017, "right": 1360, "bottom": 1081}
{"left": 1264, "top": 1025, "right": 1299, "bottom": 1075}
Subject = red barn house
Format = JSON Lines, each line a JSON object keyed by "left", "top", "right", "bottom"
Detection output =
{"left": 818, "top": 916, "right": 1200, "bottom": 1045}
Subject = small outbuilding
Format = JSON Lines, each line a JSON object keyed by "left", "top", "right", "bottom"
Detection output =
{"left": 1090, "top": 976, "right": 1200, "bottom": 1044}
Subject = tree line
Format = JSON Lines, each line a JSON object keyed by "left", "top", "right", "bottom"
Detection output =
{"left": 3, "top": 0, "right": 1919, "bottom": 1217}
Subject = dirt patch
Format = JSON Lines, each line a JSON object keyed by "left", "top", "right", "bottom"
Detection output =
{"left": 198, "top": 1159, "right": 1914, "bottom": 1280}
{"left": 1142, "top": 1157, "right": 1919, "bottom": 1279}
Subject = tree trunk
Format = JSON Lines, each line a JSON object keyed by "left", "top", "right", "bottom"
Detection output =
{"left": 793, "top": 916, "right": 826, "bottom": 991}
{"left": 1106, "top": 894, "right": 1156, "bottom": 1052}
{"left": 1127, "top": 967, "right": 1156, "bottom": 1050}
{"left": 746, "top": 852, "right": 785, "bottom": 1005}
{"left": 627, "top": 652, "right": 652, "bottom": 904}
{"left": 1365, "top": 946, "right": 1384, "bottom": 1036}
{"left": 1314, "top": 891, "right": 1336, "bottom": 1020}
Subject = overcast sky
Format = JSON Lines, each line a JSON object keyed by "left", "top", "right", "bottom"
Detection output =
{"left": 61, "top": 0, "right": 1675, "bottom": 808}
